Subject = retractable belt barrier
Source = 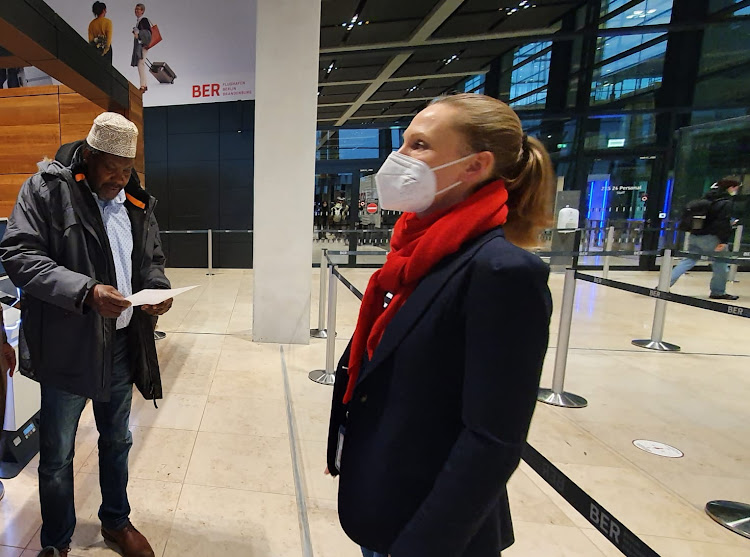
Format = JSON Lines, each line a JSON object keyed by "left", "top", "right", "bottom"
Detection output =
{"left": 332, "top": 267, "right": 364, "bottom": 300}
{"left": 672, "top": 250, "right": 750, "bottom": 265}
{"left": 522, "top": 444, "right": 660, "bottom": 557}
{"left": 310, "top": 264, "right": 663, "bottom": 556}
{"left": 575, "top": 273, "right": 749, "bottom": 318}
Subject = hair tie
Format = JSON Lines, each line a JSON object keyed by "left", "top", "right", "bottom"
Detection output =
{"left": 517, "top": 133, "right": 530, "bottom": 164}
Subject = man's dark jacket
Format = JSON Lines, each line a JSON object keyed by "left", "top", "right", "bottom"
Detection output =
{"left": 697, "top": 189, "right": 735, "bottom": 244}
{"left": 0, "top": 140, "right": 170, "bottom": 401}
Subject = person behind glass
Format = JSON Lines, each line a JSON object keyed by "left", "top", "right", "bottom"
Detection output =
{"left": 0, "top": 308, "right": 18, "bottom": 504}
{"left": 88, "top": 2, "right": 113, "bottom": 64}
{"left": 131, "top": 3, "right": 151, "bottom": 93}
{"left": 0, "top": 113, "right": 172, "bottom": 557}
{"left": 670, "top": 179, "right": 742, "bottom": 300}
{"left": 326, "top": 93, "right": 555, "bottom": 557}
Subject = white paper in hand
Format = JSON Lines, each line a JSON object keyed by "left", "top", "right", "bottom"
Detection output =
{"left": 126, "top": 285, "right": 198, "bottom": 307}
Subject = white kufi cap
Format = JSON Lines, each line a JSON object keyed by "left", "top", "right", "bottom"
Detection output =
{"left": 86, "top": 112, "right": 139, "bottom": 159}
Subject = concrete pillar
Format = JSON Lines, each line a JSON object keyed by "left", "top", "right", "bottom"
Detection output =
{"left": 253, "top": 0, "right": 321, "bottom": 343}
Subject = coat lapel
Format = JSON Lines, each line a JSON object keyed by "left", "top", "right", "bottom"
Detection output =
{"left": 358, "top": 228, "right": 505, "bottom": 386}
{"left": 60, "top": 168, "right": 104, "bottom": 250}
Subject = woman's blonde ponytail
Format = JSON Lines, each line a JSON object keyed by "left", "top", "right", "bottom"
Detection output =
{"left": 431, "top": 94, "right": 555, "bottom": 247}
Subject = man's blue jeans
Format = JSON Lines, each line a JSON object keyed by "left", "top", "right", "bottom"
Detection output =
{"left": 361, "top": 549, "right": 388, "bottom": 557}
{"left": 38, "top": 330, "right": 133, "bottom": 549}
{"left": 670, "top": 234, "right": 729, "bottom": 295}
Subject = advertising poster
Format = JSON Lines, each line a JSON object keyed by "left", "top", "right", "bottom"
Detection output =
{"left": 45, "top": 0, "right": 256, "bottom": 107}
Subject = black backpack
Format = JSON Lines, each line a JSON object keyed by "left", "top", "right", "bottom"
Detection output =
{"left": 678, "top": 198, "right": 714, "bottom": 232}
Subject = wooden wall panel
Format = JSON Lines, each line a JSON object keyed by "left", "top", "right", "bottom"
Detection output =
{"left": 59, "top": 91, "right": 104, "bottom": 145}
{"left": 0, "top": 92, "right": 59, "bottom": 127}
{"left": 0, "top": 175, "right": 28, "bottom": 218}
{"left": 0, "top": 124, "right": 60, "bottom": 174}
{"left": 0, "top": 85, "right": 145, "bottom": 217}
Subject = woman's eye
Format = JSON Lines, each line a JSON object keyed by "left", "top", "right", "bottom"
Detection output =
{"left": 413, "top": 140, "right": 426, "bottom": 149}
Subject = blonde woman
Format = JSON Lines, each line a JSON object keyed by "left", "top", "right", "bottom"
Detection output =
{"left": 130, "top": 3, "right": 151, "bottom": 92}
{"left": 326, "top": 94, "right": 555, "bottom": 557}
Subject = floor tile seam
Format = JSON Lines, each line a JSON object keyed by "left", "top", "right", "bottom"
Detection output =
{"left": 279, "top": 345, "right": 314, "bottom": 557}
{"left": 566, "top": 346, "right": 750, "bottom": 358}
{"left": 204, "top": 392, "right": 290, "bottom": 405}
{"left": 527, "top": 412, "right": 635, "bottom": 469}
{"left": 561, "top": 421, "right": 735, "bottom": 532}
{"left": 637, "top": 531, "right": 750, "bottom": 547}
{"left": 179, "top": 477, "right": 297, "bottom": 498}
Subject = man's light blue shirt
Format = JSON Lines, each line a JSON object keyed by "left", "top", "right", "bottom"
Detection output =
{"left": 92, "top": 187, "right": 133, "bottom": 329}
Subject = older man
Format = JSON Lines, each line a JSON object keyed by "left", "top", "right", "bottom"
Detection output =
{"left": 0, "top": 113, "right": 171, "bottom": 557}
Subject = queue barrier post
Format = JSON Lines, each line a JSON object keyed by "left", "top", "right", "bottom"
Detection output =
{"left": 309, "top": 263, "right": 338, "bottom": 385}
{"left": 310, "top": 249, "right": 329, "bottom": 339}
{"left": 632, "top": 249, "right": 681, "bottom": 352}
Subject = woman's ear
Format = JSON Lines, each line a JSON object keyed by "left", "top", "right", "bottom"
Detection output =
{"left": 464, "top": 151, "right": 494, "bottom": 182}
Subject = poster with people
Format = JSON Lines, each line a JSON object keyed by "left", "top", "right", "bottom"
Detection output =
{"left": 45, "top": 0, "right": 256, "bottom": 107}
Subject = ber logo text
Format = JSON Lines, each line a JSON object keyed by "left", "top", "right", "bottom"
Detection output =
{"left": 193, "top": 84, "right": 221, "bottom": 98}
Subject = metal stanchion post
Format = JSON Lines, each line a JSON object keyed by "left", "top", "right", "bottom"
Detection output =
{"left": 311, "top": 249, "right": 329, "bottom": 339}
{"left": 729, "top": 225, "right": 743, "bottom": 282}
{"left": 309, "top": 264, "right": 337, "bottom": 385}
{"left": 602, "top": 226, "right": 615, "bottom": 279}
{"left": 538, "top": 269, "right": 588, "bottom": 408}
{"left": 206, "top": 229, "right": 215, "bottom": 276}
{"left": 632, "top": 249, "right": 680, "bottom": 352}
{"left": 706, "top": 500, "right": 750, "bottom": 539}
{"left": 683, "top": 231, "right": 691, "bottom": 252}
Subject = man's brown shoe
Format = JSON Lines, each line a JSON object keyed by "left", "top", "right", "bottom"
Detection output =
{"left": 101, "top": 522, "right": 155, "bottom": 557}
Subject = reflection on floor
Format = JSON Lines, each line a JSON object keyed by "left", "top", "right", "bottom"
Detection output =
{"left": 1, "top": 266, "right": 750, "bottom": 556}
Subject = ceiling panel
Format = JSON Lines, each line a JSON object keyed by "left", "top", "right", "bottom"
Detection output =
{"left": 359, "top": 0, "right": 439, "bottom": 21}
{"left": 343, "top": 21, "right": 422, "bottom": 45}
{"left": 319, "top": 0, "right": 360, "bottom": 27}
{"left": 317, "top": 0, "right": 585, "bottom": 127}
{"left": 317, "top": 92, "right": 362, "bottom": 104}
{"left": 317, "top": 83, "right": 369, "bottom": 95}
{"left": 412, "top": 75, "right": 470, "bottom": 88}
{"left": 392, "top": 57, "right": 494, "bottom": 79}
{"left": 323, "top": 52, "right": 395, "bottom": 67}
{"left": 320, "top": 27, "right": 348, "bottom": 49}
{"left": 377, "top": 80, "right": 422, "bottom": 92}
{"left": 319, "top": 65, "right": 383, "bottom": 82}
{"left": 369, "top": 89, "right": 433, "bottom": 101}
{"left": 435, "top": 2, "right": 576, "bottom": 38}
{"left": 317, "top": 106, "right": 348, "bottom": 119}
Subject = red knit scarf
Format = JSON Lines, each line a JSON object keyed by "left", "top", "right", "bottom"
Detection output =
{"left": 343, "top": 179, "right": 510, "bottom": 403}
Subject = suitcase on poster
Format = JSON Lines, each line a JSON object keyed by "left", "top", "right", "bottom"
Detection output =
{"left": 147, "top": 60, "right": 176, "bottom": 84}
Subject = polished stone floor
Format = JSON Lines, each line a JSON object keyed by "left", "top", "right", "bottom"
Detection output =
{"left": 1, "top": 264, "right": 749, "bottom": 556}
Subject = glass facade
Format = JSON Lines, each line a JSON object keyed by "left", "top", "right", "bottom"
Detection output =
{"left": 509, "top": 42, "right": 552, "bottom": 108}
{"left": 463, "top": 74, "right": 485, "bottom": 94}
{"left": 316, "top": 0, "right": 750, "bottom": 265}
{"left": 591, "top": 34, "right": 666, "bottom": 104}
{"left": 600, "top": 0, "right": 673, "bottom": 28}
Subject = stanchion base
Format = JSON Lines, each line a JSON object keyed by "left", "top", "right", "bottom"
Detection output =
{"left": 309, "top": 369, "right": 336, "bottom": 386}
{"left": 537, "top": 389, "right": 588, "bottom": 408}
{"left": 632, "top": 339, "right": 681, "bottom": 352}
{"left": 706, "top": 500, "right": 750, "bottom": 539}
{"left": 310, "top": 328, "right": 328, "bottom": 339}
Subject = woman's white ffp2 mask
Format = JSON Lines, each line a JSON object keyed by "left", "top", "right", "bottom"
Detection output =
{"left": 375, "top": 152, "right": 475, "bottom": 213}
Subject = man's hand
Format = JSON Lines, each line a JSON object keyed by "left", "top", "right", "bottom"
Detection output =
{"left": 716, "top": 244, "right": 727, "bottom": 252}
{"left": 85, "top": 285, "right": 131, "bottom": 318}
{"left": 142, "top": 298, "right": 173, "bottom": 316}
{"left": 1, "top": 341, "right": 16, "bottom": 377}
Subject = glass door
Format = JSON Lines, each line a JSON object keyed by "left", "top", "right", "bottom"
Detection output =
{"left": 583, "top": 157, "right": 653, "bottom": 252}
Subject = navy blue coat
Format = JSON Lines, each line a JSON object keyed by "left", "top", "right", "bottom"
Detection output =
{"left": 327, "top": 227, "right": 552, "bottom": 557}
